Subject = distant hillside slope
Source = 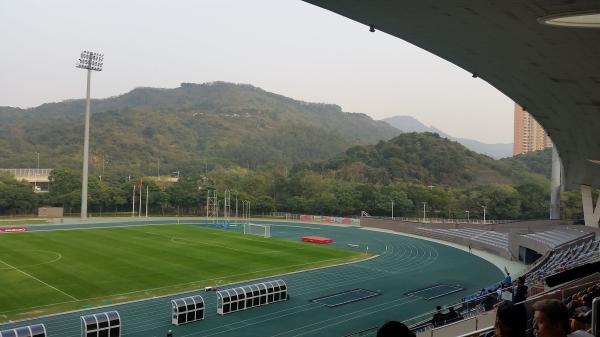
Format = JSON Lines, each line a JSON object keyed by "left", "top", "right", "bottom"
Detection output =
{"left": 0, "top": 82, "right": 399, "bottom": 174}
{"left": 383, "top": 115, "right": 513, "bottom": 159}
{"left": 502, "top": 148, "right": 552, "bottom": 179}
{"left": 307, "top": 132, "right": 541, "bottom": 186}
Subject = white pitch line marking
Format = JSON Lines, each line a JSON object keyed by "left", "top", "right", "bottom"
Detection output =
{"left": 0, "top": 259, "right": 78, "bottom": 301}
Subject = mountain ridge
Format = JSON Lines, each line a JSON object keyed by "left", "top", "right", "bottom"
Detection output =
{"left": 382, "top": 115, "right": 513, "bottom": 159}
{"left": 0, "top": 82, "right": 400, "bottom": 174}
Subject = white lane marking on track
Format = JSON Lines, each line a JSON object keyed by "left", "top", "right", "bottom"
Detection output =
{"left": 0, "top": 259, "right": 78, "bottom": 301}
{"left": 192, "top": 296, "right": 421, "bottom": 337}
{"left": 287, "top": 297, "right": 422, "bottom": 337}
{"left": 271, "top": 225, "right": 321, "bottom": 230}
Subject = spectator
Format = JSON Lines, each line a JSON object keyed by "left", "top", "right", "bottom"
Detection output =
{"left": 532, "top": 299, "right": 570, "bottom": 337}
{"left": 570, "top": 310, "right": 592, "bottom": 335}
{"left": 497, "top": 284, "right": 504, "bottom": 298}
{"left": 503, "top": 272, "right": 512, "bottom": 285}
{"left": 513, "top": 277, "right": 528, "bottom": 303}
{"left": 167, "top": 330, "right": 173, "bottom": 337}
{"left": 494, "top": 301, "right": 526, "bottom": 337}
{"left": 482, "top": 290, "right": 495, "bottom": 311}
{"left": 446, "top": 306, "right": 462, "bottom": 323}
{"left": 431, "top": 306, "right": 446, "bottom": 327}
{"left": 377, "top": 321, "right": 415, "bottom": 337}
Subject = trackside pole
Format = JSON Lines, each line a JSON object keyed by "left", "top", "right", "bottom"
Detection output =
{"left": 145, "top": 185, "right": 149, "bottom": 217}
{"left": 132, "top": 185, "right": 135, "bottom": 217}
{"left": 139, "top": 181, "right": 142, "bottom": 217}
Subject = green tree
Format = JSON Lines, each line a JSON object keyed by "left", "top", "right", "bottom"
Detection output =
{"left": 47, "top": 169, "right": 81, "bottom": 213}
{"left": 0, "top": 174, "right": 38, "bottom": 214}
{"left": 516, "top": 182, "right": 548, "bottom": 219}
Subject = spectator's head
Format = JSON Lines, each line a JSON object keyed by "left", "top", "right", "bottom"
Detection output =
{"left": 436, "top": 305, "right": 442, "bottom": 311}
{"left": 571, "top": 309, "right": 592, "bottom": 332}
{"left": 449, "top": 306, "right": 455, "bottom": 313}
{"left": 517, "top": 277, "right": 525, "bottom": 286}
{"left": 532, "top": 299, "right": 570, "bottom": 337}
{"left": 494, "top": 301, "right": 526, "bottom": 337}
{"left": 376, "top": 321, "right": 415, "bottom": 337}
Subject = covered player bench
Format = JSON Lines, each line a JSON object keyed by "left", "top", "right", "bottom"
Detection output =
{"left": 80, "top": 311, "right": 121, "bottom": 337}
{"left": 0, "top": 324, "right": 46, "bottom": 337}
{"left": 171, "top": 295, "right": 205, "bottom": 326}
{"left": 217, "top": 279, "right": 287, "bottom": 315}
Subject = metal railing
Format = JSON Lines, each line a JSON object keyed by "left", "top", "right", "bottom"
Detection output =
{"left": 366, "top": 216, "right": 516, "bottom": 225}
{"left": 0, "top": 168, "right": 53, "bottom": 177}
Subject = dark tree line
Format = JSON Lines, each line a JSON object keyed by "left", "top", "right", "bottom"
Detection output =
{"left": 0, "top": 167, "right": 585, "bottom": 220}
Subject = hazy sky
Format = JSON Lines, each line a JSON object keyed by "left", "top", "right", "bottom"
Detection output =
{"left": 0, "top": 0, "right": 514, "bottom": 143}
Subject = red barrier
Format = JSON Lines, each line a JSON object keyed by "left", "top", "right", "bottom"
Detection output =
{"left": 341, "top": 218, "right": 351, "bottom": 224}
{"left": 301, "top": 236, "right": 333, "bottom": 244}
{"left": 299, "top": 215, "right": 313, "bottom": 221}
{"left": 0, "top": 227, "right": 27, "bottom": 233}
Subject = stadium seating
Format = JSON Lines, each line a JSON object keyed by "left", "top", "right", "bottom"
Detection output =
{"left": 522, "top": 229, "right": 588, "bottom": 248}
{"left": 525, "top": 239, "right": 599, "bottom": 285}
{"left": 417, "top": 227, "right": 510, "bottom": 254}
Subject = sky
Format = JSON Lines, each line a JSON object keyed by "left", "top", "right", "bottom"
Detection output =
{"left": 0, "top": 0, "right": 514, "bottom": 144}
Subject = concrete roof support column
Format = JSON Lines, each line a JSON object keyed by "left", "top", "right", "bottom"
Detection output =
{"left": 550, "top": 146, "right": 561, "bottom": 219}
{"left": 581, "top": 185, "right": 600, "bottom": 228}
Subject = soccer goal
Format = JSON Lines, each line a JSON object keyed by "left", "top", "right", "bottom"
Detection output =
{"left": 244, "top": 223, "right": 271, "bottom": 238}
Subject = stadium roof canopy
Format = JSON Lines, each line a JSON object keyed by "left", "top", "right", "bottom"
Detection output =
{"left": 303, "top": 0, "right": 600, "bottom": 188}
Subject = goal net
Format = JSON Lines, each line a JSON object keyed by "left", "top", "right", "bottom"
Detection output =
{"left": 244, "top": 223, "right": 271, "bottom": 238}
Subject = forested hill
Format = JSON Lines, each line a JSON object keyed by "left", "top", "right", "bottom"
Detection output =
{"left": 0, "top": 82, "right": 399, "bottom": 173}
{"left": 502, "top": 148, "right": 552, "bottom": 179}
{"left": 300, "top": 132, "right": 545, "bottom": 187}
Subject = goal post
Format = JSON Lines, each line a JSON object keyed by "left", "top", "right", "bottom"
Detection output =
{"left": 244, "top": 223, "right": 271, "bottom": 238}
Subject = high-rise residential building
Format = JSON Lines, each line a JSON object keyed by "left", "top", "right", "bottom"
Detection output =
{"left": 513, "top": 104, "right": 553, "bottom": 156}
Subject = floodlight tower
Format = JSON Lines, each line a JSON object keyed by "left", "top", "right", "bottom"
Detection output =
{"left": 76, "top": 51, "right": 104, "bottom": 219}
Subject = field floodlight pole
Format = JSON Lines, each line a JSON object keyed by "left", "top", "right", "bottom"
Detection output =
{"left": 422, "top": 202, "right": 427, "bottom": 222}
{"left": 76, "top": 50, "right": 103, "bottom": 220}
{"left": 391, "top": 200, "right": 394, "bottom": 220}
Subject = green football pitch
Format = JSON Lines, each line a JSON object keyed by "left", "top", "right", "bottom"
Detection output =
{"left": 0, "top": 224, "right": 364, "bottom": 321}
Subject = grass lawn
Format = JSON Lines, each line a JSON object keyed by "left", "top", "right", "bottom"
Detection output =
{"left": 0, "top": 224, "right": 364, "bottom": 321}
